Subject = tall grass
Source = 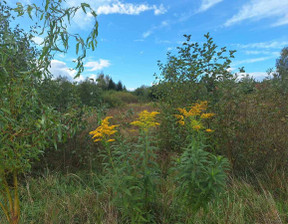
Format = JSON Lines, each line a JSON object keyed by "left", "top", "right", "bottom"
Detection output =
{"left": 1, "top": 172, "right": 285, "bottom": 223}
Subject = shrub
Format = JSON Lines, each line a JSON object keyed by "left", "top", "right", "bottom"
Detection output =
{"left": 103, "top": 91, "right": 138, "bottom": 107}
{"left": 212, "top": 78, "right": 288, "bottom": 174}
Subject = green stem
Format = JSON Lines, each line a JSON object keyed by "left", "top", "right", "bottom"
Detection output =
{"left": 0, "top": 200, "right": 10, "bottom": 223}
{"left": 105, "top": 142, "right": 115, "bottom": 172}
{"left": 13, "top": 170, "right": 20, "bottom": 224}
{"left": 3, "top": 175, "right": 13, "bottom": 220}
{"left": 143, "top": 131, "right": 149, "bottom": 209}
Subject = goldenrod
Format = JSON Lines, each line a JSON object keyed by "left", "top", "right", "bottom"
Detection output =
{"left": 175, "top": 101, "right": 214, "bottom": 133}
{"left": 200, "top": 113, "right": 215, "bottom": 119}
{"left": 89, "top": 116, "right": 119, "bottom": 143}
{"left": 130, "top": 110, "right": 160, "bottom": 131}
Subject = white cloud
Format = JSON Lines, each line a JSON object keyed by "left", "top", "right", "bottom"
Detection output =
{"left": 142, "top": 31, "right": 152, "bottom": 38}
{"left": 244, "top": 50, "right": 280, "bottom": 56}
{"left": 249, "top": 72, "right": 268, "bottom": 79}
{"left": 237, "top": 71, "right": 268, "bottom": 80}
{"left": 232, "top": 56, "right": 273, "bottom": 66}
{"left": 142, "top": 20, "right": 169, "bottom": 38}
{"left": 85, "top": 59, "right": 111, "bottom": 71}
{"left": 198, "top": 0, "right": 223, "bottom": 12}
{"left": 49, "top": 60, "right": 84, "bottom": 82}
{"left": 32, "top": 36, "right": 44, "bottom": 45}
{"left": 87, "top": 74, "right": 98, "bottom": 82}
{"left": 154, "top": 4, "right": 167, "bottom": 15}
{"left": 127, "top": 87, "right": 136, "bottom": 91}
{"left": 272, "top": 14, "right": 288, "bottom": 26}
{"left": 96, "top": 2, "right": 166, "bottom": 15}
{"left": 224, "top": 0, "right": 288, "bottom": 27}
{"left": 66, "top": 1, "right": 166, "bottom": 30}
{"left": 235, "top": 40, "right": 288, "bottom": 49}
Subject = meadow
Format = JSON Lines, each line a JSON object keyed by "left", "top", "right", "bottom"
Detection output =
{"left": 1, "top": 1, "right": 288, "bottom": 223}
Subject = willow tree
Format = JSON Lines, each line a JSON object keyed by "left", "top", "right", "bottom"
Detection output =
{"left": 0, "top": 1, "right": 98, "bottom": 223}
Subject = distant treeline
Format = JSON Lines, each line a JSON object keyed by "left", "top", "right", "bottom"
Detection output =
{"left": 37, "top": 74, "right": 157, "bottom": 110}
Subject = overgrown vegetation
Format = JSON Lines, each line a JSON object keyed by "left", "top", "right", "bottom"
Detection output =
{"left": 1, "top": 0, "right": 288, "bottom": 223}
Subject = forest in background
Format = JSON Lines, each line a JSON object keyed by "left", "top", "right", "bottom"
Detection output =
{"left": 1, "top": 0, "right": 288, "bottom": 223}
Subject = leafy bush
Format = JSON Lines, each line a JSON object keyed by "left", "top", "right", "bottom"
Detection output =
{"left": 103, "top": 91, "right": 138, "bottom": 107}
{"left": 173, "top": 143, "right": 229, "bottom": 213}
{"left": 212, "top": 77, "right": 288, "bottom": 174}
{"left": 154, "top": 33, "right": 235, "bottom": 107}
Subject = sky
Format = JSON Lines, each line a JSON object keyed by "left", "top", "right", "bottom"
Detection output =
{"left": 6, "top": 0, "right": 288, "bottom": 90}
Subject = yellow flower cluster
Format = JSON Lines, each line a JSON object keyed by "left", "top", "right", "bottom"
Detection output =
{"left": 89, "top": 116, "right": 119, "bottom": 143}
{"left": 130, "top": 110, "right": 160, "bottom": 131}
{"left": 200, "top": 113, "right": 215, "bottom": 119}
{"left": 176, "top": 101, "right": 214, "bottom": 132}
{"left": 177, "top": 101, "right": 208, "bottom": 118}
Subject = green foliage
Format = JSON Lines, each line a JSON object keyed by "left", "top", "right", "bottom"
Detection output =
{"left": 212, "top": 77, "right": 288, "bottom": 173}
{"left": 173, "top": 142, "right": 229, "bottom": 213}
{"left": 37, "top": 77, "right": 80, "bottom": 112}
{"left": 157, "top": 105, "right": 186, "bottom": 152}
{"left": 17, "top": 173, "right": 104, "bottom": 223}
{"left": 0, "top": 0, "right": 98, "bottom": 222}
{"left": 93, "top": 115, "right": 160, "bottom": 223}
{"left": 12, "top": 0, "right": 98, "bottom": 77}
{"left": 154, "top": 33, "right": 236, "bottom": 107}
{"left": 77, "top": 79, "right": 103, "bottom": 107}
{"left": 133, "top": 85, "right": 156, "bottom": 102}
{"left": 103, "top": 91, "right": 138, "bottom": 107}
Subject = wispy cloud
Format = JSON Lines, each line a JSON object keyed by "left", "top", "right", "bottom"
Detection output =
{"left": 142, "top": 20, "right": 169, "bottom": 38}
{"left": 96, "top": 2, "right": 166, "bottom": 15}
{"left": 198, "top": 0, "right": 223, "bottom": 12}
{"left": 244, "top": 50, "right": 280, "bottom": 56}
{"left": 234, "top": 40, "right": 288, "bottom": 49}
{"left": 85, "top": 59, "right": 111, "bottom": 71}
{"left": 224, "top": 0, "right": 288, "bottom": 27}
{"left": 232, "top": 56, "right": 274, "bottom": 66}
{"left": 66, "top": 0, "right": 167, "bottom": 30}
{"left": 142, "top": 31, "right": 152, "bottom": 38}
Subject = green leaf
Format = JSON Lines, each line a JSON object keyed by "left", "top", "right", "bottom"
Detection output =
{"left": 45, "top": 0, "right": 49, "bottom": 11}
{"left": 76, "top": 42, "right": 80, "bottom": 54}
{"left": 81, "top": 3, "right": 87, "bottom": 14}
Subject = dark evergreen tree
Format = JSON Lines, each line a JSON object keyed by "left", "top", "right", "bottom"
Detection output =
{"left": 108, "top": 78, "right": 117, "bottom": 90}
{"left": 116, "top": 81, "right": 123, "bottom": 91}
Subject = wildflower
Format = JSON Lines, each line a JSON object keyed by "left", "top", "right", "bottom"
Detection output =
{"left": 176, "top": 101, "right": 214, "bottom": 133}
{"left": 192, "top": 125, "right": 202, "bottom": 131}
{"left": 175, "top": 114, "right": 185, "bottom": 125}
{"left": 89, "top": 116, "right": 119, "bottom": 143}
{"left": 130, "top": 110, "right": 160, "bottom": 131}
{"left": 177, "top": 101, "right": 208, "bottom": 118}
{"left": 205, "top": 129, "right": 214, "bottom": 133}
{"left": 177, "top": 108, "right": 189, "bottom": 117}
{"left": 196, "top": 101, "right": 208, "bottom": 111}
{"left": 191, "top": 119, "right": 203, "bottom": 131}
{"left": 200, "top": 113, "right": 215, "bottom": 119}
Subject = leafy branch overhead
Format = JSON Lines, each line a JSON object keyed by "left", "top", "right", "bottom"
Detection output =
{"left": 13, "top": 0, "right": 98, "bottom": 78}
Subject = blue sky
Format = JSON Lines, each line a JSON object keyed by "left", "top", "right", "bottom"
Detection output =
{"left": 8, "top": 0, "right": 288, "bottom": 90}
